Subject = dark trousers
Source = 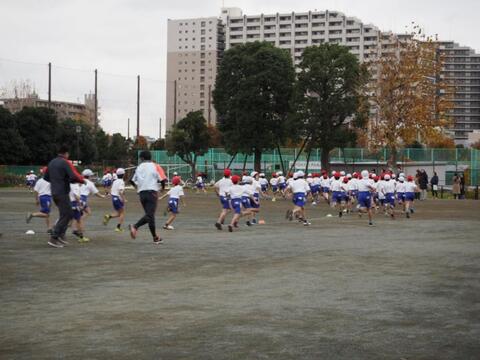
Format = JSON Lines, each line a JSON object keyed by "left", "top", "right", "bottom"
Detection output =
{"left": 52, "top": 193, "right": 73, "bottom": 238}
{"left": 135, "top": 190, "right": 158, "bottom": 238}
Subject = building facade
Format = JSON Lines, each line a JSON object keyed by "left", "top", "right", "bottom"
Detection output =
{"left": 166, "top": 8, "right": 480, "bottom": 143}
{"left": 165, "top": 16, "right": 224, "bottom": 131}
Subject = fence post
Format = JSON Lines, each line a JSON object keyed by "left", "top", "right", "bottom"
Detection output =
{"left": 440, "top": 185, "right": 444, "bottom": 199}
{"left": 475, "top": 185, "right": 479, "bottom": 200}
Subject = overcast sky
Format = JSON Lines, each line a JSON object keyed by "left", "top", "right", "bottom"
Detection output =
{"left": 0, "top": 0, "right": 478, "bottom": 138}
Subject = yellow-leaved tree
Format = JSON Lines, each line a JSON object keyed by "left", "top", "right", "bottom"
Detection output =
{"left": 368, "top": 27, "right": 454, "bottom": 166}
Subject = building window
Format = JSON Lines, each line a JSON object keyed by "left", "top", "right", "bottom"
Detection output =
{"left": 201, "top": 21, "right": 206, "bottom": 27}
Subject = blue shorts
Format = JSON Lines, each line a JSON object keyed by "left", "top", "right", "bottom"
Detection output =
{"left": 103, "top": 180, "right": 112, "bottom": 187}
{"left": 80, "top": 194, "right": 89, "bottom": 209}
{"left": 261, "top": 185, "right": 268, "bottom": 192}
{"left": 112, "top": 195, "right": 124, "bottom": 211}
{"left": 39, "top": 195, "right": 52, "bottom": 214}
{"left": 322, "top": 187, "right": 330, "bottom": 193}
{"left": 250, "top": 194, "right": 260, "bottom": 209}
{"left": 196, "top": 183, "right": 204, "bottom": 189}
{"left": 241, "top": 196, "right": 251, "bottom": 209}
{"left": 279, "top": 183, "right": 286, "bottom": 190}
{"left": 358, "top": 191, "right": 372, "bottom": 209}
{"left": 220, "top": 195, "right": 230, "bottom": 210}
{"left": 332, "top": 191, "right": 344, "bottom": 203}
{"left": 27, "top": 180, "right": 35, "bottom": 187}
{"left": 71, "top": 200, "right": 83, "bottom": 221}
{"left": 272, "top": 185, "right": 278, "bottom": 192}
{"left": 405, "top": 192, "right": 415, "bottom": 202}
{"left": 168, "top": 198, "right": 179, "bottom": 214}
{"left": 293, "top": 192, "right": 306, "bottom": 207}
{"left": 230, "top": 198, "right": 242, "bottom": 214}
{"left": 385, "top": 193, "right": 395, "bottom": 206}
{"left": 351, "top": 190, "right": 358, "bottom": 199}
{"left": 397, "top": 192, "right": 405, "bottom": 202}
{"left": 310, "top": 185, "right": 320, "bottom": 194}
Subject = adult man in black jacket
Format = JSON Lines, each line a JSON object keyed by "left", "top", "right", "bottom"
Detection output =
{"left": 44, "top": 145, "right": 85, "bottom": 248}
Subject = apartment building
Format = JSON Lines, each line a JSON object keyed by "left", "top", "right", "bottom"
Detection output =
{"left": 166, "top": 8, "right": 480, "bottom": 143}
{"left": 165, "top": 17, "right": 224, "bottom": 131}
{"left": 439, "top": 41, "right": 480, "bottom": 143}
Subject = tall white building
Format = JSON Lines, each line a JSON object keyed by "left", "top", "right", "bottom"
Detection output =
{"left": 166, "top": 8, "right": 480, "bottom": 143}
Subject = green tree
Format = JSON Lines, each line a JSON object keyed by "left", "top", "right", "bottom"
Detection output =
{"left": 15, "top": 107, "right": 58, "bottom": 164}
{"left": 150, "top": 138, "right": 165, "bottom": 150}
{"left": 293, "top": 43, "right": 369, "bottom": 171}
{"left": 0, "top": 107, "right": 28, "bottom": 164}
{"left": 213, "top": 41, "right": 295, "bottom": 171}
{"left": 56, "top": 119, "right": 96, "bottom": 163}
{"left": 108, "top": 133, "right": 129, "bottom": 161}
{"left": 165, "top": 111, "right": 210, "bottom": 179}
{"left": 95, "top": 129, "right": 110, "bottom": 161}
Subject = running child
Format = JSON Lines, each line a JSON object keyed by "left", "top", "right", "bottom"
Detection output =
{"left": 258, "top": 173, "right": 269, "bottom": 197}
{"left": 228, "top": 175, "right": 248, "bottom": 232}
{"left": 320, "top": 171, "right": 331, "bottom": 203}
{"left": 26, "top": 170, "right": 37, "bottom": 192}
{"left": 381, "top": 174, "right": 396, "bottom": 219}
{"left": 330, "top": 172, "right": 346, "bottom": 217}
{"left": 196, "top": 173, "right": 207, "bottom": 194}
{"left": 26, "top": 167, "right": 52, "bottom": 234}
{"left": 70, "top": 183, "right": 89, "bottom": 243}
{"left": 103, "top": 168, "right": 126, "bottom": 232}
{"left": 404, "top": 175, "right": 418, "bottom": 218}
{"left": 158, "top": 176, "right": 185, "bottom": 230}
{"left": 285, "top": 171, "right": 311, "bottom": 226}
{"left": 357, "top": 170, "right": 375, "bottom": 226}
{"left": 269, "top": 172, "right": 279, "bottom": 201}
{"left": 214, "top": 169, "right": 233, "bottom": 230}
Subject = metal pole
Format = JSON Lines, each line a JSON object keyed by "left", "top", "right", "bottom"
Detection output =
{"left": 48, "top": 62, "right": 51, "bottom": 107}
{"left": 94, "top": 69, "right": 98, "bottom": 132}
{"left": 127, "top": 118, "right": 130, "bottom": 139}
{"left": 136, "top": 75, "right": 140, "bottom": 137}
{"left": 173, "top": 80, "right": 177, "bottom": 125}
{"left": 208, "top": 84, "right": 212, "bottom": 125}
{"left": 159, "top": 117, "right": 162, "bottom": 139}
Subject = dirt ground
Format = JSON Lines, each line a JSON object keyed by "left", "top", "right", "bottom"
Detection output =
{"left": 0, "top": 187, "right": 479, "bottom": 359}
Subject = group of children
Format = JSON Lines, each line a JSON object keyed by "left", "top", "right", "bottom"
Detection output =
{"left": 26, "top": 165, "right": 420, "bottom": 240}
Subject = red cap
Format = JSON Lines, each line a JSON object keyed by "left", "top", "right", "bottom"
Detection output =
{"left": 407, "top": 175, "right": 414, "bottom": 181}
{"left": 231, "top": 175, "right": 240, "bottom": 184}
{"left": 288, "top": 172, "right": 293, "bottom": 177}
{"left": 343, "top": 177, "right": 349, "bottom": 183}
{"left": 224, "top": 169, "right": 231, "bottom": 177}
{"left": 352, "top": 172, "right": 359, "bottom": 178}
{"left": 40, "top": 166, "right": 48, "bottom": 174}
{"left": 172, "top": 176, "right": 181, "bottom": 186}
{"left": 334, "top": 171, "right": 341, "bottom": 178}
{"left": 272, "top": 172, "right": 277, "bottom": 177}
{"left": 374, "top": 176, "right": 379, "bottom": 181}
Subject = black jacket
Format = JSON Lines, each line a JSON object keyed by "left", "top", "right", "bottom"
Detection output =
{"left": 44, "top": 155, "right": 84, "bottom": 196}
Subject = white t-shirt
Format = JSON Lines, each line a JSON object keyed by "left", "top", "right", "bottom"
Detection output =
{"left": 27, "top": 174, "right": 37, "bottom": 181}
{"left": 382, "top": 180, "right": 396, "bottom": 194}
{"left": 357, "top": 178, "right": 373, "bottom": 192}
{"left": 111, "top": 179, "right": 125, "bottom": 197}
{"left": 405, "top": 182, "right": 417, "bottom": 193}
{"left": 196, "top": 176, "right": 203, "bottom": 184}
{"left": 348, "top": 178, "right": 358, "bottom": 191}
{"left": 242, "top": 183, "right": 254, "bottom": 197}
{"left": 330, "top": 179, "right": 343, "bottom": 192}
{"left": 396, "top": 181, "right": 406, "bottom": 193}
{"left": 229, "top": 184, "right": 244, "bottom": 199}
{"left": 132, "top": 162, "right": 160, "bottom": 193}
{"left": 215, "top": 177, "right": 233, "bottom": 197}
{"left": 277, "top": 176, "right": 286, "bottom": 185}
{"left": 251, "top": 179, "right": 261, "bottom": 195}
{"left": 112, "top": 173, "right": 118, "bottom": 181}
{"left": 259, "top": 178, "right": 268, "bottom": 187}
{"left": 288, "top": 178, "right": 310, "bottom": 194}
{"left": 168, "top": 185, "right": 184, "bottom": 199}
{"left": 320, "top": 177, "right": 331, "bottom": 188}
{"left": 69, "top": 183, "right": 81, "bottom": 202}
{"left": 34, "top": 178, "right": 51, "bottom": 196}
{"left": 80, "top": 179, "right": 99, "bottom": 197}
{"left": 286, "top": 178, "right": 294, "bottom": 187}
{"left": 270, "top": 177, "right": 278, "bottom": 186}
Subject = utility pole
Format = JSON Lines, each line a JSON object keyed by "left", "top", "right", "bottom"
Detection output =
{"left": 208, "top": 84, "right": 212, "bottom": 126}
{"left": 159, "top": 117, "right": 162, "bottom": 139}
{"left": 94, "top": 69, "right": 98, "bottom": 132}
{"left": 136, "top": 75, "right": 140, "bottom": 138}
{"left": 48, "top": 62, "right": 52, "bottom": 107}
{"left": 127, "top": 118, "right": 130, "bottom": 139}
{"left": 173, "top": 80, "right": 177, "bottom": 125}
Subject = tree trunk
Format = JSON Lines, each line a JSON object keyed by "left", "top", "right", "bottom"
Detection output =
{"left": 191, "top": 155, "right": 197, "bottom": 181}
{"left": 242, "top": 154, "right": 248, "bottom": 173}
{"left": 305, "top": 148, "right": 312, "bottom": 174}
{"left": 254, "top": 148, "right": 262, "bottom": 172}
{"left": 321, "top": 147, "right": 331, "bottom": 173}
{"left": 276, "top": 143, "right": 286, "bottom": 175}
{"left": 288, "top": 137, "right": 309, "bottom": 175}
{"left": 388, "top": 146, "right": 398, "bottom": 169}
{"left": 227, "top": 152, "right": 237, "bottom": 169}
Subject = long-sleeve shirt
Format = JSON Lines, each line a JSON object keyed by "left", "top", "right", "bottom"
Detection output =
{"left": 44, "top": 155, "right": 84, "bottom": 196}
{"left": 132, "top": 161, "right": 160, "bottom": 193}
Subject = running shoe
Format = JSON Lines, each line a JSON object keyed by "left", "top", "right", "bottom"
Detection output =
{"left": 102, "top": 214, "right": 110, "bottom": 226}
{"left": 163, "top": 225, "right": 174, "bottom": 230}
{"left": 228, "top": 225, "right": 233, "bottom": 232}
{"left": 215, "top": 222, "right": 222, "bottom": 230}
{"left": 153, "top": 236, "right": 163, "bottom": 245}
{"left": 26, "top": 213, "right": 33, "bottom": 224}
{"left": 48, "top": 238, "right": 64, "bottom": 248}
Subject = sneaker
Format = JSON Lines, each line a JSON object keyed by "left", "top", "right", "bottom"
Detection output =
{"left": 153, "top": 236, "right": 163, "bottom": 245}
{"left": 48, "top": 238, "right": 64, "bottom": 248}
{"left": 47, "top": 229, "right": 53, "bottom": 235}
{"left": 406, "top": 212, "right": 410, "bottom": 219}
{"left": 115, "top": 227, "right": 124, "bottom": 233}
{"left": 228, "top": 225, "right": 233, "bottom": 232}
{"left": 369, "top": 221, "right": 373, "bottom": 226}
{"left": 233, "top": 222, "right": 239, "bottom": 228}
{"left": 410, "top": 208, "right": 415, "bottom": 214}
{"left": 163, "top": 225, "right": 174, "bottom": 230}
{"left": 102, "top": 214, "right": 110, "bottom": 226}
{"left": 78, "top": 236, "right": 90, "bottom": 243}
{"left": 215, "top": 222, "right": 222, "bottom": 230}
{"left": 312, "top": 201, "right": 317, "bottom": 206}
{"left": 303, "top": 221, "right": 311, "bottom": 226}
{"left": 26, "top": 213, "right": 33, "bottom": 224}
{"left": 129, "top": 224, "right": 137, "bottom": 239}
{"left": 339, "top": 211, "right": 343, "bottom": 218}
{"left": 72, "top": 230, "right": 82, "bottom": 238}
{"left": 391, "top": 213, "right": 395, "bottom": 219}
{"left": 246, "top": 221, "right": 252, "bottom": 226}
{"left": 251, "top": 218, "right": 257, "bottom": 224}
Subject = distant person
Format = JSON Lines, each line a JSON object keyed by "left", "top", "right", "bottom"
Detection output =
{"left": 26, "top": 167, "right": 52, "bottom": 234}
{"left": 415, "top": 170, "right": 421, "bottom": 200}
{"left": 430, "top": 172, "right": 439, "bottom": 198}
{"left": 460, "top": 175, "right": 466, "bottom": 199}
{"left": 419, "top": 169, "right": 428, "bottom": 200}
{"left": 452, "top": 173, "right": 461, "bottom": 200}
{"left": 129, "top": 150, "right": 162, "bottom": 244}
{"left": 43, "top": 145, "right": 85, "bottom": 248}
